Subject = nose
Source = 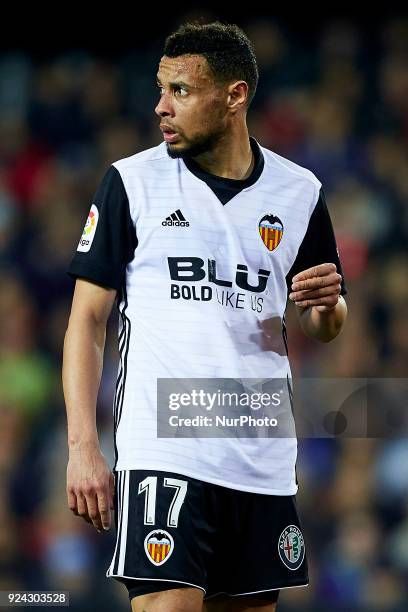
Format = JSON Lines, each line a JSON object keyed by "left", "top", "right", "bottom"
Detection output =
{"left": 155, "top": 93, "right": 174, "bottom": 118}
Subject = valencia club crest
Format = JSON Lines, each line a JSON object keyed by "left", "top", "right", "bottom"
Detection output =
{"left": 259, "top": 214, "right": 284, "bottom": 252}
{"left": 144, "top": 529, "right": 174, "bottom": 566}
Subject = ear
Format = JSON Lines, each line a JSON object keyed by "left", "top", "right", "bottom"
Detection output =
{"left": 227, "top": 81, "right": 249, "bottom": 113}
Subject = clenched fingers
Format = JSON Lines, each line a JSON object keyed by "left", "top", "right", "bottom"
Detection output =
{"left": 292, "top": 294, "right": 340, "bottom": 308}
{"left": 289, "top": 283, "right": 341, "bottom": 303}
{"left": 292, "top": 263, "right": 337, "bottom": 284}
{"left": 291, "top": 271, "right": 341, "bottom": 293}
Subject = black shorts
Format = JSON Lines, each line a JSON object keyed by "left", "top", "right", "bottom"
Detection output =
{"left": 106, "top": 469, "right": 309, "bottom": 603}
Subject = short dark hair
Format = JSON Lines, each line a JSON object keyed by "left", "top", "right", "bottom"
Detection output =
{"left": 163, "top": 21, "right": 259, "bottom": 107}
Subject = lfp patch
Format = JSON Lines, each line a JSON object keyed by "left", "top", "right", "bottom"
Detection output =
{"left": 144, "top": 529, "right": 174, "bottom": 566}
{"left": 77, "top": 204, "right": 99, "bottom": 252}
{"left": 278, "top": 525, "right": 305, "bottom": 570}
{"left": 259, "top": 214, "right": 284, "bottom": 252}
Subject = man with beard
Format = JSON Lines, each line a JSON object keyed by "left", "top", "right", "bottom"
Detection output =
{"left": 63, "top": 21, "right": 347, "bottom": 612}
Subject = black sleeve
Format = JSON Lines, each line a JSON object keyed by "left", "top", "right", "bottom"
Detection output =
{"left": 286, "top": 187, "right": 347, "bottom": 295}
{"left": 67, "top": 166, "right": 137, "bottom": 290}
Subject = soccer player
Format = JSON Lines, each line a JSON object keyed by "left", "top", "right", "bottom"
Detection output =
{"left": 63, "top": 22, "right": 347, "bottom": 612}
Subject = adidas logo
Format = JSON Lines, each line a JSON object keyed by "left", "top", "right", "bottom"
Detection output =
{"left": 162, "top": 209, "right": 190, "bottom": 227}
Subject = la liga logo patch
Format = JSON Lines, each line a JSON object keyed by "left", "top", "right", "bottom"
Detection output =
{"left": 144, "top": 529, "right": 174, "bottom": 566}
{"left": 259, "top": 214, "right": 284, "bottom": 252}
{"left": 278, "top": 525, "right": 305, "bottom": 570}
{"left": 77, "top": 204, "right": 99, "bottom": 252}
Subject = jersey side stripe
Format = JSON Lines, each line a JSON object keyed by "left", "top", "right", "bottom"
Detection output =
{"left": 112, "top": 470, "right": 126, "bottom": 575}
{"left": 117, "top": 470, "right": 130, "bottom": 575}
{"left": 116, "top": 285, "right": 131, "bottom": 431}
{"left": 282, "top": 314, "right": 288, "bottom": 356}
{"left": 114, "top": 283, "right": 131, "bottom": 436}
{"left": 113, "top": 287, "right": 127, "bottom": 434}
{"left": 113, "top": 328, "right": 125, "bottom": 435}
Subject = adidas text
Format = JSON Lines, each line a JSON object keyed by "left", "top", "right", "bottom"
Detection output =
{"left": 162, "top": 220, "right": 190, "bottom": 227}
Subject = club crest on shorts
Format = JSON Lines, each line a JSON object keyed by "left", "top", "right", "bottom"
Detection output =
{"left": 144, "top": 529, "right": 174, "bottom": 566}
{"left": 259, "top": 214, "right": 284, "bottom": 252}
{"left": 278, "top": 525, "right": 305, "bottom": 570}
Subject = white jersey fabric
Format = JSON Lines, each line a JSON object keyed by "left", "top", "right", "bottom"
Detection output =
{"left": 68, "top": 138, "right": 346, "bottom": 495}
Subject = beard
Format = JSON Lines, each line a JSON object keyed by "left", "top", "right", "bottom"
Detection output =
{"left": 165, "top": 128, "right": 223, "bottom": 159}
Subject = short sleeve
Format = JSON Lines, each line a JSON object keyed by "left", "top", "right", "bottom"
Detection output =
{"left": 67, "top": 166, "right": 137, "bottom": 290}
{"left": 286, "top": 187, "right": 347, "bottom": 295}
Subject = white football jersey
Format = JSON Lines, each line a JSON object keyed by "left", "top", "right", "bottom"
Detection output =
{"left": 68, "top": 138, "right": 346, "bottom": 495}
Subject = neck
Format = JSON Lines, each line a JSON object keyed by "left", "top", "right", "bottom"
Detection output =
{"left": 190, "top": 122, "right": 254, "bottom": 180}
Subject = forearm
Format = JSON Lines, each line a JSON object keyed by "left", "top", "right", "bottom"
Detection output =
{"left": 62, "top": 315, "right": 106, "bottom": 449}
{"left": 297, "top": 295, "right": 347, "bottom": 342}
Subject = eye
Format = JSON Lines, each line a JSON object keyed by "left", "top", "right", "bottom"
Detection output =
{"left": 175, "top": 86, "right": 188, "bottom": 97}
{"left": 157, "top": 85, "right": 165, "bottom": 96}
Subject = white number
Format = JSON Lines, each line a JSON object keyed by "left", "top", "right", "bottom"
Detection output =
{"left": 138, "top": 476, "right": 157, "bottom": 525}
{"left": 164, "top": 478, "right": 188, "bottom": 528}
{"left": 138, "top": 476, "right": 188, "bottom": 527}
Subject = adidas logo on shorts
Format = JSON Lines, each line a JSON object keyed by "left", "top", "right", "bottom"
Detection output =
{"left": 162, "top": 209, "right": 189, "bottom": 227}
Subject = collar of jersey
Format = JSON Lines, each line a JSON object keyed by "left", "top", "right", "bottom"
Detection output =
{"left": 181, "top": 136, "right": 265, "bottom": 192}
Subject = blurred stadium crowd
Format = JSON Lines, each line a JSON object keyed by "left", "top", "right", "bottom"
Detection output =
{"left": 0, "top": 15, "right": 407, "bottom": 612}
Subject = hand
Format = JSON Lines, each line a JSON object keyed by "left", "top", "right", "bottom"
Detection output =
{"left": 66, "top": 441, "right": 115, "bottom": 533}
{"left": 289, "top": 263, "right": 342, "bottom": 313}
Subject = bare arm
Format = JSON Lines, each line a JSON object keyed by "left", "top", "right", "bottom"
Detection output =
{"left": 296, "top": 295, "right": 347, "bottom": 342}
{"left": 62, "top": 278, "right": 117, "bottom": 531}
{"left": 289, "top": 263, "right": 347, "bottom": 342}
